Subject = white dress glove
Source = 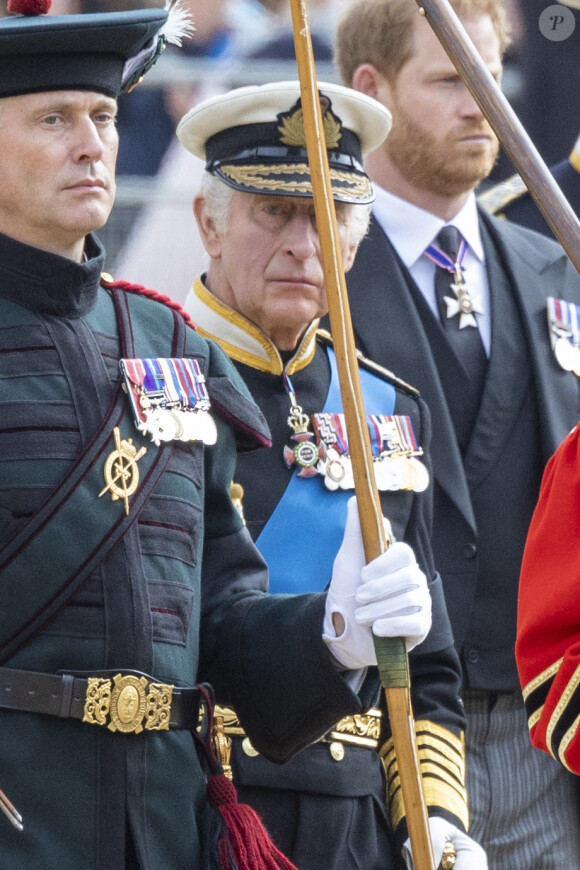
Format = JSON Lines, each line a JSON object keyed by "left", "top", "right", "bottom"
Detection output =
{"left": 323, "top": 497, "right": 432, "bottom": 670}
{"left": 403, "top": 817, "right": 488, "bottom": 870}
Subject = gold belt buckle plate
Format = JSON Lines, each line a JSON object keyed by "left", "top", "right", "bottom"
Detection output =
{"left": 82, "top": 673, "right": 174, "bottom": 734}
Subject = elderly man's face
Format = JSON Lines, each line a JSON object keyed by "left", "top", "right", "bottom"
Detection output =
{"left": 197, "top": 191, "right": 359, "bottom": 351}
{"left": 0, "top": 90, "right": 118, "bottom": 260}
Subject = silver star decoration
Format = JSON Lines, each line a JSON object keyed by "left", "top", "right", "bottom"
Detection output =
{"left": 444, "top": 281, "right": 484, "bottom": 329}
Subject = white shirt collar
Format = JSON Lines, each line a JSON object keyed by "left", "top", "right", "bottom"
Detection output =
{"left": 372, "top": 185, "right": 485, "bottom": 267}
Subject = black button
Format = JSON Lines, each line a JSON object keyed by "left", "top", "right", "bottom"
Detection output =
{"left": 467, "top": 648, "right": 479, "bottom": 664}
{"left": 463, "top": 543, "right": 477, "bottom": 560}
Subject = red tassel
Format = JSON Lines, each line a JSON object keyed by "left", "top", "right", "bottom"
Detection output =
{"left": 207, "top": 773, "right": 298, "bottom": 870}
{"left": 8, "top": 0, "right": 51, "bottom": 14}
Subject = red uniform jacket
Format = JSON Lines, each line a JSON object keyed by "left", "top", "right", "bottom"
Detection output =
{"left": 517, "top": 423, "right": 580, "bottom": 773}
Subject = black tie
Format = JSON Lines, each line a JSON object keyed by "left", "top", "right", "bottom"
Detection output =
{"left": 433, "top": 226, "right": 487, "bottom": 400}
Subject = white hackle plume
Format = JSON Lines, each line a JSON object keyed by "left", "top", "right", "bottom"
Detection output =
{"left": 121, "top": 0, "right": 195, "bottom": 92}
{"left": 162, "top": 0, "right": 195, "bottom": 48}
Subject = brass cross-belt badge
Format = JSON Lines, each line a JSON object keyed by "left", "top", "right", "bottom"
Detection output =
{"left": 99, "top": 426, "right": 147, "bottom": 515}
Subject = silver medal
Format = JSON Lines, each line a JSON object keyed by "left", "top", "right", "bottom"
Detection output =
{"left": 385, "top": 456, "right": 407, "bottom": 491}
{"left": 196, "top": 410, "right": 218, "bottom": 445}
{"left": 555, "top": 336, "right": 575, "bottom": 372}
{"left": 374, "top": 456, "right": 395, "bottom": 491}
{"left": 144, "top": 407, "right": 179, "bottom": 445}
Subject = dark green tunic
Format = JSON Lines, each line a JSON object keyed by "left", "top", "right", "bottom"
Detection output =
{"left": 0, "top": 232, "right": 375, "bottom": 869}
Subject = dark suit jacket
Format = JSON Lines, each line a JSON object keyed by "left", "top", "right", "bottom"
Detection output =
{"left": 338, "top": 210, "right": 580, "bottom": 684}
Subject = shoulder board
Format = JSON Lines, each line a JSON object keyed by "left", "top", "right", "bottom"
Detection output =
{"left": 477, "top": 173, "right": 528, "bottom": 216}
{"left": 316, "top": 329, "right": 419, "bottom": 398}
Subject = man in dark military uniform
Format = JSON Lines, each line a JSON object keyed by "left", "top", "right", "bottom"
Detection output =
{"left": 180, "top": 81, "right": 485, "bottom": 870}
{"left": 0, "top": 5, "right": 436, "bottom": 869}
{"left": 478, "top": 133, "right": 580, "bottom": 237}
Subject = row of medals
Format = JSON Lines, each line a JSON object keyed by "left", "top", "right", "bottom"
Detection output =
{"left": 320, "top": 443, "right": 429, "bottom": 493}
{"left": 137, "top": 389, "right": 217, "bottom": 446}
{"left": 289, "top": 435, "right": 429, "bottom": 493}
{"left": 317, "top": 447, "right": 429, "bottom": 492}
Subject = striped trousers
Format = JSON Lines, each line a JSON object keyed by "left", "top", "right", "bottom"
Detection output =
{"left": 464, "top": 689, "right": 580, "bottom": 869}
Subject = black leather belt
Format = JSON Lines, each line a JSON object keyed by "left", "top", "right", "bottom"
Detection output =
{"left": 0, "top": 667, "right": 203, "bottom": 734}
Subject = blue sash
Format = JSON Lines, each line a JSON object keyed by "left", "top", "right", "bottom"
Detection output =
{"left": 257, "top": 348, "right": 396, "bottom": 594}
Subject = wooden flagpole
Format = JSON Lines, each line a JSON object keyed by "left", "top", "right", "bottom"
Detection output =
{"left": 289, "top": 1, "right": 437, "bottom": 867}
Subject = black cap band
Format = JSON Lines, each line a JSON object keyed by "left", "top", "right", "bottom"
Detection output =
{"left": 205, "top": 123, "right": 364, "bottom": 169}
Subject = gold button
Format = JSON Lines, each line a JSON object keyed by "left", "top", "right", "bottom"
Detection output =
{"left": 242, "top": 737, "right": 259, "bottom": 757}
{"left": 329, "top": 741, "right": 345, "bottom": 761}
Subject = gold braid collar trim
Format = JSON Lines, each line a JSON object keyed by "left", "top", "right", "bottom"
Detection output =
{"left": 380, "top": 720, "right": 468, "bottom": 831}
{"left": 189, "top": 276, "right": 318, "bottom": 375}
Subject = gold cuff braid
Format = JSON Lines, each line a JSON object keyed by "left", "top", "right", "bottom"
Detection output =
{"left": 379, "top": 719, "right": 468, "bottom": 832}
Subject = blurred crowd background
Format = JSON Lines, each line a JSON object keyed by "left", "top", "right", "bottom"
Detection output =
{"left": 2, "top": 0, "right": 578, "bottom": 302}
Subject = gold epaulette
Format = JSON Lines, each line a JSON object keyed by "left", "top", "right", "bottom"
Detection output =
{"left": 380, "top": 720, "right": 468, "bottom": 833}
{"left": 316, "top": 329, "right": 420, "bottom": 398}
{"left": 477, "top": 173, "right": 528, "bottom": 218}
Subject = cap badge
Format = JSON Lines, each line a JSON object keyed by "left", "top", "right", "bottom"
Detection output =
{"left": 277, "top": 96, "right": 342, "bottom": 150}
